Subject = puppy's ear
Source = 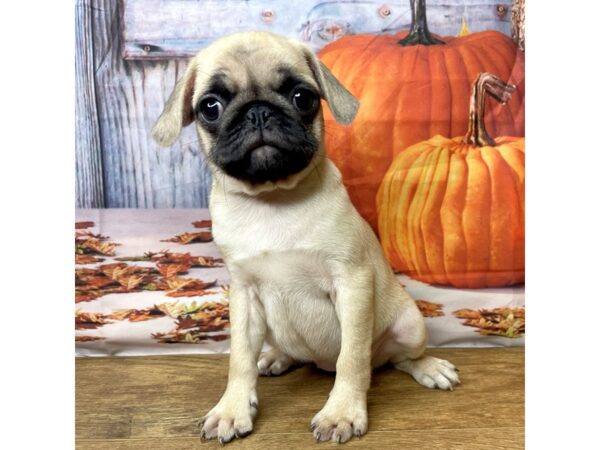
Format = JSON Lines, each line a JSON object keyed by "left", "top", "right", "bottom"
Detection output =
{"left": 302, "top": 49, "right": 359, "bottom": 125}
{"left": 151, "top": 60, "right": 198, "bottom": 147}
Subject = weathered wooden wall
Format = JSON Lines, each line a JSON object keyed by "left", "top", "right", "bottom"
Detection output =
{"left": 75, "top": 0, "right": 518, "bottom": 208}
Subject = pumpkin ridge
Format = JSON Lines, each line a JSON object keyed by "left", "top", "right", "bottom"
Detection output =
{"left": 497, "top": 143, "right": 525, "bottom": 278}
{"left": 463, "top": 149, "right": 492, "bottom": 288}
{"left": 397, "top": 148, "right": 433, "bottom": 276}
{"left": 440, "top": 148, "right": 469, "bottom": 287}
{"left": 480, "top": 147, "right": 517, "bottom": 286}
{"left": 421, "top": 146, "right": 451, "bottom": 285}
{"left": 408, "top": 146, "right": 441, "bottom": 281}
{"left": 380, "top": 146, "right": 426, "bottom": 272}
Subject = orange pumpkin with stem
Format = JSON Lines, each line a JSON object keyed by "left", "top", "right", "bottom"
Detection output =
{"left": 319, "top": 0, "right": 525, "bottom": 231}
{"left": 376, "top": 73, "right": 524, "bottom": 288}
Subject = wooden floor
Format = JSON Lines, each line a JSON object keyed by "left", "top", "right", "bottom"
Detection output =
{"left": 76, "top": 348, "right": 524, "bottom": 449}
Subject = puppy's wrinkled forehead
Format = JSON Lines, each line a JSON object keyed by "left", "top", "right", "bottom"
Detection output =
{"left": 191, "top": 35, "right": 318, "bottom": 103}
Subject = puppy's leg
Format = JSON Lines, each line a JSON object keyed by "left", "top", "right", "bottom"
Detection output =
{"left": 311, "top": 267, "right": 373, "bottom": 444}
{"left": 389, "top": 304, "right": 460, "bottom": 391}
{"left": 200, "top": 283, "right": 265, "bottom": 444}
{"left": 257, "top": 348, "right": 296, "bottom": 376}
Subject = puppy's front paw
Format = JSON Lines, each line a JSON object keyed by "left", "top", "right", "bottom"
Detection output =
{"left": 199, "top": 389, "right": 258, "bottom": 444}
{"left": 311, "top": 390, "right": 368, "bottom": 443}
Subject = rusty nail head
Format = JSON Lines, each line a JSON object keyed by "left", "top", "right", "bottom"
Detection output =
{"left": 261, "top": 9, "right": 274, "bottom": 22}
{"left": 496, "top": 4, "right": 508, "bottom": 18}
{"left": 379, "top": 5, "right": 392, "bottom": 17}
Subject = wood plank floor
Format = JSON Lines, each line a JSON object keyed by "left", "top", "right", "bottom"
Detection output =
{"left": 76, "top": 348, "right": 524, "bottom": 449}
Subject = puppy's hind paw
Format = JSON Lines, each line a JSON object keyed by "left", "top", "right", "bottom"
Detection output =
{"left": 257, "top": 349, "right": 295, "bottom": 376}
{"left": 394, "top": 355, "right": 460, "bottom": 391}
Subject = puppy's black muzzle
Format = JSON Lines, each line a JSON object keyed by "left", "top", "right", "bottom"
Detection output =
{"left": 211, "top": 101, "right": 319, "bottom": 184}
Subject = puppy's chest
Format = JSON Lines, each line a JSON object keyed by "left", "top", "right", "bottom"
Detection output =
{"left": 213, "top": 204, "right": 326, "bottom": 261}
{"left": 213, "top": 209, "right": 337, "bottom": 296}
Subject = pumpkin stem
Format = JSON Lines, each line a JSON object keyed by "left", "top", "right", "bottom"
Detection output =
{"left": 464, "top": 73, "right": 516, "bottom": 147}
{"left": 398, "top": 0, "right": 445, "bottom": 46}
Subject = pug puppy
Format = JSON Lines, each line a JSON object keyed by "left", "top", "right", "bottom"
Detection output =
{"left": 152, "top": 31, "right": 459, "bottom": 444}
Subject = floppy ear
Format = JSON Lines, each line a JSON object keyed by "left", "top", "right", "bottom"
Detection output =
{"left": 151, "top": 60, "right": 198, "bottom": 147}
{"left": 302, "top": 48, "right": 359, "bottom": 125}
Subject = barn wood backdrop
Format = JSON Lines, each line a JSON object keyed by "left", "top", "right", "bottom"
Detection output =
{"left": 75, "top": 0, "right": 521, "bottom": 208}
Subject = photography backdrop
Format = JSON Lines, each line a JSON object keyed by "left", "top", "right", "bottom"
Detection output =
{"left": 75, "top": 0, "right": 525, "bottom": 356}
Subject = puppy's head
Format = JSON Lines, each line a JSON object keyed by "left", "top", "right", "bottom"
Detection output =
{"left": 152, "top": 32, "right": 358, "bottom": 193}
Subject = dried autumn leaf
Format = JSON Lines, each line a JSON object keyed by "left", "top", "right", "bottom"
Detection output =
{"left": 76, "top": 230, "right": 109, "bottom": 241}
{"left": 164, "top": 277, "right": 218, "bottom": 297}
{"left": 152, "top": 301, "right": 230, "bottom": 343}
{"left": 156, "top": 262, "right": 191, "bottom": 278}
{"left": 161, "top": 231, "right": 213, "bottom": 244}
{"left": 156, "top": 301, "right": 187, "bottom": 318}
{"left": 415, "top": 300, "right": 444, "bottom": 318}
{"left": 115, "top": 275, "right": 148, "bottom": 290}
{"left": 78, "top": 238, "right": 119, "bottom": 256}
{"left": 75, "top": 335, "right": 105, "bottom": 342}
{"left": 75, "top": 309, "right": 112, "bottom": 329}
{"left": 108, "top": 307, "right": 165, "bottom": 322}
{"left": 75, "top": 254, "right": 105, "bottom": 265}
{"left": 452, "top": 307, "right": 525, "bottom": 338}
{"left": 75, "top": 221, "right": 95, "bottom": 229}
{"left": 192, "top": 220, "right": 212, "bottom": 228}
{"left": 75, "top": 290, "right": 102, "bottom": 303}
{"left": 166, "top": 289, "right": 216, "bottom": 298}
{"left": 77, "top": 276, "right": 119, "bottom": 290}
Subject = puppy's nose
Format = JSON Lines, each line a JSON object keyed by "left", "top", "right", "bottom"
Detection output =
{"left": 245, "top": 104, "right": 273, "bottom": 128}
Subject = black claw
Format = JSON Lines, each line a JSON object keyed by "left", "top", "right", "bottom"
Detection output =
{"left": 249, "top": 401, "right": 258, "bottom": 409}
{"left": 336, "top": 435, "right": 342, "bottom": 444}
{"left": 315, "top": 432, "right": 322, "bottom": 441}
{"left": 236, "top": 429, "right": 253, "bottom": 438}
{"left": 310, "top": 423, "right": 317, "bottom": 431}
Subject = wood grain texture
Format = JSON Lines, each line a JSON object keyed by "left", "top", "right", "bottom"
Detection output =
{"left": 122, "top": 0, "right": 515, "bottom": 58}
{"left": 76, "top": 348, "right": 524, "bottom": 449}
{"left": 75, "top": 0, "right": 105, "bottom": 207}
{"left": 89, "top": 0, "right": 212, "bottom": 208}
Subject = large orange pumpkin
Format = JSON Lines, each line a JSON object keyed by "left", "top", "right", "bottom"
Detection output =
{"left": 319, "top": 0, "right": 525, "bottom": 231}
{"left": 376, "top": 72, "right": 524, "bottom": 288}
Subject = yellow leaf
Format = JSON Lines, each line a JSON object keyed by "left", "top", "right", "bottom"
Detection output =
{"left": 458, "top": 17, "right": 470, "bottom": 37}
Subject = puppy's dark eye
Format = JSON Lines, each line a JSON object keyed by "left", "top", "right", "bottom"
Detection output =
{"left": 291, "top": 88, "right": 318, "bottom": 113}
{"left": 198, "top": 97, "right": 224, "bottom": 122}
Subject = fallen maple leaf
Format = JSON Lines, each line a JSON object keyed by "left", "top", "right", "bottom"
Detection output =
{"left": 75, "top": 221, "right": 95, "bottom": 229}
{"left": 75, "top": 290, "right": 102, "bottom": 303}
{"left": 75, "top": 335, "right": 105, "bottom": 342}
{"left": 452, "top": 307, "right": 525, "bottom": 338}
{"left": 156, "top": 262, "right": 191, "bottom": 278}
{"left": 192, "top": 220, "right": 212, "bottom": 228}
{"left": 415, "top": 300, "right": 445, "bottom": 318}
{"left": 108, "top": 307, "right": 166, "bottom": 322}
{"left": 77, "top": 238, "right": 119, "bottom": 256}
{"left": 75, "top": 309, "right": 112, "bottom": 329}
{"left": 76, "top": 230, "right": 109, "bottom": 241}
{"left": 161, "top": 231, "right": 213, "bottom": 244}
{"left": 75, "top": 254, "right": 105, "bottom": 265}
